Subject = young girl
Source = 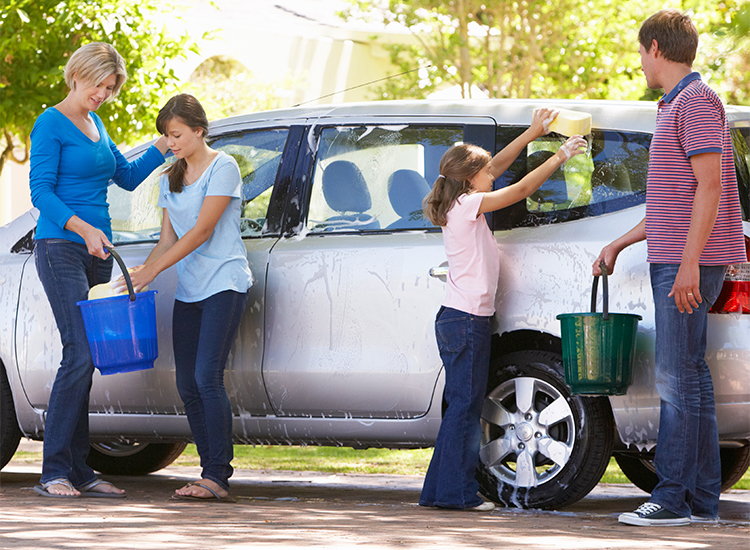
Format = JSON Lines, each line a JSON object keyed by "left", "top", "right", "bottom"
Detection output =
{"left": 117, "top": 94, "right": 252, "bottom": 501}
{"left": 419, "top": 108, "right": 587, "bottom": 511}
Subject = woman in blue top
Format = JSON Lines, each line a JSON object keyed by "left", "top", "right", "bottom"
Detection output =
{"left": 119, "top": 94, "right": 252, "bottom": 501}
{"left": 29, "top": 42, "right": 168, "bottom": 498}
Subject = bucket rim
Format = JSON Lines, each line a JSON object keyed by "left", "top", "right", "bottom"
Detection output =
{"left": 76, "top": 289, "right": 158, "bottom": 307}
{"left": 556, "top": 311, "right": 642, "bottom": 321}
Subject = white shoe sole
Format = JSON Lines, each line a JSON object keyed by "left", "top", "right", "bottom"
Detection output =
{"left": 618, "top": 512, "right": 690, "bottom": 526}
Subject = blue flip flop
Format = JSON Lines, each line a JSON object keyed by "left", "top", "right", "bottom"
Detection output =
{"left": 33, "top": 479, "right": 80, "bottom": 498}
{"left": 78, "top": 478, "right": 127, "bottom": 498}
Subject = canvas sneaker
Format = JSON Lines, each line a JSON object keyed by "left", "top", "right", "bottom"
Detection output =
{"left": 467, "top": 501, "right": 495, "bottom": 512}
{"left": 618, "top": 502, "right": 690, "bottom": 526}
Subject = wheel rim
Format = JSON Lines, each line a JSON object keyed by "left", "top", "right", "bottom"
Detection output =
{"left": 90, "top": 440, "right": 146, "bottom": 457}
{"left": 480, "top": 376, "right": 576, "bottom": 488}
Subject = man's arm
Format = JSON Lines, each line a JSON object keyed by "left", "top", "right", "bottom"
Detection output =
{"left": 669, "top": 151, "right": 723, "bottom": 313}
{"left": 593, "top": 218, "right": 647, "bottom": 276}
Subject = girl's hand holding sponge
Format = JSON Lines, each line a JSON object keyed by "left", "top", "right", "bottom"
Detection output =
{"left": 88, "top": 268, "right": 148, "bottom": 300}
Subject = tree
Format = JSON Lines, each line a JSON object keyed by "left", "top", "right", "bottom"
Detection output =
{"left": 342, "top": 0, "right": 750, "bottom": 105}
{"left": 0, "top": 0, "right": 200, "bottom": 178}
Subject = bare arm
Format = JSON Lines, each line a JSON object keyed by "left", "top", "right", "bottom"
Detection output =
{"left": 479, "top": 135, "right": 587, "bottom": 215}
{"left": 489, "top": 108, "right": 557, "bottom": 177}
{"left": 668, "top": 152, "right": 723, "bottom": 313}
{"left": 116, "top": 196, "right": 232, "bottom": 292}
{"left": 593, "top": 218, "right": 646, "bottom": 276}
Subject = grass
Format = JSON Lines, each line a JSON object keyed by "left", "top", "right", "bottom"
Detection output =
{"left": 13, "top": 444, "right": 750, "bottom": 489}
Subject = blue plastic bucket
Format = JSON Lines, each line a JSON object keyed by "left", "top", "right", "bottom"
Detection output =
{"left": 77, "top": 290, "right": 158, "bottom": 375}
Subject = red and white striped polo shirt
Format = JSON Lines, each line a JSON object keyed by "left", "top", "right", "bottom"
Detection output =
{"left": 645, "top": 72, "right": 746, "bottom": 265}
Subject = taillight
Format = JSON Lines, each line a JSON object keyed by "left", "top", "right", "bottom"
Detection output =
{"left": 709, "top": 236, "right": 750, "bottom": 314}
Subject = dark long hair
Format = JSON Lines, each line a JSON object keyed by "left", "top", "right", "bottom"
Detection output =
{"left": 422, "top": 143, "right": 491, "bottom": 227}
{"left": 156, "top": 94, "right": 209, "bottom": 193}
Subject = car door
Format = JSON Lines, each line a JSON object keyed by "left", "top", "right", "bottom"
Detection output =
{"left": 15, "top": 122, "right": 298, "bottom": 422}
{"left": 262, "top": 117, "right": 496, "bottom": 418}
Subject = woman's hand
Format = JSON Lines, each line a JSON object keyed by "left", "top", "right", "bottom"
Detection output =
{"left": 557, "top": 135, "right": 588, "bottom": 162}
{"left": 153, "top": 135, "right": 169, "bottom": 156}
{"left": 65, "top": 216, "right": 113, "bottom": 259}
{"left": 530, "top": 108, "right": 559, "bottom": 139}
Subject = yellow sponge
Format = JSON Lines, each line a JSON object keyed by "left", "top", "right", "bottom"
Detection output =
{"left": 88, "top": 270, "right": 147, "bottom": 300}
{"left": 537, "top": 107, "right": 592, "bottom": 136}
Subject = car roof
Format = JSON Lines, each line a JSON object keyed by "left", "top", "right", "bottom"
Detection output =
{"left": 208, "top": 98, "right": 750, "bottom": 135}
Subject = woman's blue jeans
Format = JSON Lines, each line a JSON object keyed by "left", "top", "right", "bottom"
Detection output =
{"left": 420, "top": 306, "right": 491, "bottom": 509}
{"left": 173, "top": 290, "right": 248, "bottom": 491}
{"left": 35, "top": 239, "right": 112, "bottom": 487}
{"left": 649, "top": 263, "right": 726, "bottom": 518}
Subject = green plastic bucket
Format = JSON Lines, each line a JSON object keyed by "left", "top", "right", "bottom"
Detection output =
{"left": 556, "top": 264, "right": 641, "bottom": 396}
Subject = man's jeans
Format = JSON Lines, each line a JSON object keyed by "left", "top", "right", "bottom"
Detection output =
{"left": 420, "top": 306, "right": 491, "bottom": 509}
{"left": 173, "top": 290, "right": 248, "bottom": 491}
{"left": 35, "top": 239, "right": 112, "bottom": 487}
{"left": 649, "top": 263, "right": 726, "bottom": 518}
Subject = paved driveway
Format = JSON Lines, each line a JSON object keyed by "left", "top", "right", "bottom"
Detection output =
{"left": 1, "top": 447, "right": 749, "bottom": 549}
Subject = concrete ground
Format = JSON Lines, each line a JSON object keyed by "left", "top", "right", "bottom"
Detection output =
{"left": 1, "top": 441, "right": 749, "bottom": 550}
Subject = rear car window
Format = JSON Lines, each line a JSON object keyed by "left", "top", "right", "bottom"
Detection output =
{"left": 492, "top": 127, "right": 651, "bottom": 230}
{"left": 305, "top": 125, "right": 462, "bottom": 232}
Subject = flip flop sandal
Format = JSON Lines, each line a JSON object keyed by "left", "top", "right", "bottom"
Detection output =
{"left": 33, "top": 479, "right": 80, "bottom": 498}
{"left": 78, "top": 478, "right": 127, "bottom": 498}
{"left": 170, "top": 482, "right": 236, "bottom": 503}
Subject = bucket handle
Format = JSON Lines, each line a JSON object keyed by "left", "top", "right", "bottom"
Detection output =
{"left": 103, "top": 246, "right": 136, "bottom": 302}
{"left": 591, "top": 261, "right": 609, "bottom": 321}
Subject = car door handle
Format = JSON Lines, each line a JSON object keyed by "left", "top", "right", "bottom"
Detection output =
{"left": 429, "top": 266, "right": 449, "bottom": 278}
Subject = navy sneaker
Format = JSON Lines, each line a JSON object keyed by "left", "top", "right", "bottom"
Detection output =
{"left": 618, "top": 502, "right": 690, "bottom": 526}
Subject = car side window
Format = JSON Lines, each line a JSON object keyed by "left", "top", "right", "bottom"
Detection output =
{"left": 210, "top": 129, "right": 288, "bottom": 237}
{"left": 492, "top": 127, "right": 651, "bottom": 230}
{"left": 108, "top": 128, "right": 288, "bottom": 243}
{"left": 305, "top": 125, "right": 462, "bottom": 233}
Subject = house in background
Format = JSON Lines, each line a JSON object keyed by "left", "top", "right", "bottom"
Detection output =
{"left": 1, "top": 0, "right": 418, "bottom": 226}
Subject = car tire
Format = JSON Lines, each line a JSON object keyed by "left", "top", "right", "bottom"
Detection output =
{"left": 477, "top": 350, "right": 614, "bottom": 509}
{"left": 0, "top": 363, "right": 22, "bottom": 471}
{"left": 87, "top": 441, "right": 187, "bottom": 476}
{"left": 614, "top": 444, "right": 750, "bottom": 493}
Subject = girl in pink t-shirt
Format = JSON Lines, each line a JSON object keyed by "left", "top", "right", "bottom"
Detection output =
{"left": 419, "top": 110, "right": 586, "bottom": 511}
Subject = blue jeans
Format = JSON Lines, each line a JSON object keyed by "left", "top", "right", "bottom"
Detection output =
{"left": 35, "top": 239, "right": 113, "bottom": 487}
{"left": 420, "top": 306, "right": 491, "bottom": 509}
{"left": 173, "top": 290, "right": 248, "bottom": 491}
{"left": 649, "top": 263, "right": 726, "bottom": 518}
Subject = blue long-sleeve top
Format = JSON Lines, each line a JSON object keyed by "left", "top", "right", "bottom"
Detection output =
{"left": 29, "top": 107, "right": 165, "bottom": 243}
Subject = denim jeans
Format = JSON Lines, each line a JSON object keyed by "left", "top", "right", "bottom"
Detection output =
{"left": 420, "top": 306, "right": 491, "bottom": 509}
{"left": 35, "top": 239, "right": 113, "bottom": 487}
{"left": 173, "top": 290, "right": 248, "bottom": 491}
{"left": 649, "top": 263, "right": 726, "bottom": 518}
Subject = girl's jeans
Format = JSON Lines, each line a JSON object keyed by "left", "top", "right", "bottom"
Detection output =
{"left": 420, "top": 306, "right": 491, "bottom": 509}
{"left": 649, "top": 263, "right": 726, "bottom": 518}
{"left": 173, "top": 290, "right": 248, "bottom": 491}
{"left": 35, "top": 239, "right": 112, "bottom": 487}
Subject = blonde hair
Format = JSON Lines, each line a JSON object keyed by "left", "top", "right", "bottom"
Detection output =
{"left": 422, "top": 143, "right": 491, "bottom": 227}
{"left": 64, "top": 42, "right": 127, "bottom": 99}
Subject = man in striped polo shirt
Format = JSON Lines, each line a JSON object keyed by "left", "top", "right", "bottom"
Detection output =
{"left": 594, "top": 9, "right": 746, "bottom": 527}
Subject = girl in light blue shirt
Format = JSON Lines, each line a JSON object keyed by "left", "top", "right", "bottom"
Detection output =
{"left": 121, "top": 94, "right": 251, "bottom": 501}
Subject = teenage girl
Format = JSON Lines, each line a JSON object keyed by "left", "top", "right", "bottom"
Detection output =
{"left": 419, "top": 108, "right": 587, "bottom": 511}
{"left": 116, "top": 94, "right": 252, "bottom": 501}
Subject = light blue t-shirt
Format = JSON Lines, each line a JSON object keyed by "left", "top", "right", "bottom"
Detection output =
{"left": 158, "top": 151, "right": 253, "bottom": 302}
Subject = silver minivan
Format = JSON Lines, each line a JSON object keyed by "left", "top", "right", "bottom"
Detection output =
{"left": 1, "top": 99, "right": 749, "bottom": 509}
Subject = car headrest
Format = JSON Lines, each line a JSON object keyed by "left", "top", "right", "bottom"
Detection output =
{"left": 322, "top": 160, "right": 372, "bottom": 213}
{"left": 387, "top": 170, "right": 431, "bottom": 217}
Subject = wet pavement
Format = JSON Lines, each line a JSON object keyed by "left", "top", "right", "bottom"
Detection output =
{"left": 1, "top": 443, "right": 749, "bottom": 549}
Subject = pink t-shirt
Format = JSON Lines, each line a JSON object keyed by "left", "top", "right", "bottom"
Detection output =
{"left": 442, "top": 193, "right": 500, "bottom": 317}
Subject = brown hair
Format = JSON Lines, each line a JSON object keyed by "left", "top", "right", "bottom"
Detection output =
{"left": 64, "top": 42, "right": 127, "bottom": 99}
{"left": 156, "top": 94, "right": 210, "bottom": 193}
{"left": 639, "top": 9, "right": 699, "bottom": 66}
{"left": 422, "top": 143, "right": 491, "bottom": 227}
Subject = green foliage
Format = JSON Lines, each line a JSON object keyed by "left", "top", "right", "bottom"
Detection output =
{"left": 342, "top": 0, "right": 750, "bottom": 105}
{"left": 0, "top": 0, "right": 199, "bottom": 175}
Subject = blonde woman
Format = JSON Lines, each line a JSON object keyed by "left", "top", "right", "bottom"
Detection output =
{"left": 29, "top": 42, "right": 168, "bottom": 498}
